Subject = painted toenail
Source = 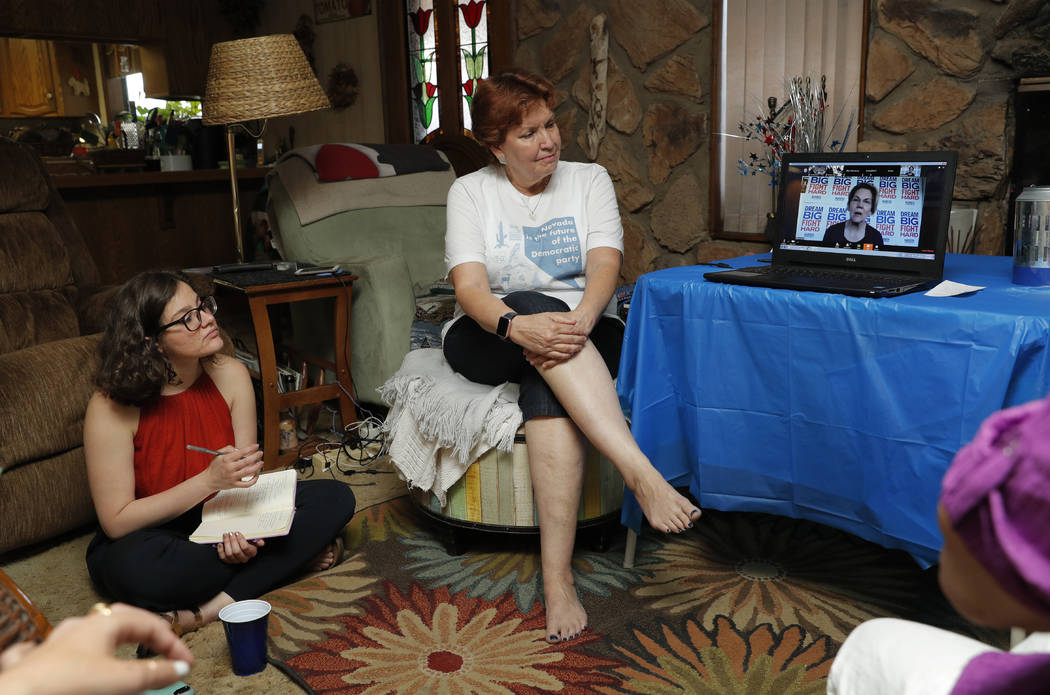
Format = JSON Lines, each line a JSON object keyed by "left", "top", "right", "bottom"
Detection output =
{"left": 549, "top": 635, "right": 557, "bottom": 641}
{"left": 688, "top": 522, "right": 693, "bottom": 528}
{"left": 665, "top": 527, "right": 671, "bottom": 533}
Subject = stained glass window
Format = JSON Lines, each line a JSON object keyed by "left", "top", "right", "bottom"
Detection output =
{"left": 456, "top": 1, "right": 489, "bottom": 133}
{"left": 406, "top": 0, "right": 440, "bottom": 142}
{"left": 404, "top": 0, "right": 490, "bottom": 143}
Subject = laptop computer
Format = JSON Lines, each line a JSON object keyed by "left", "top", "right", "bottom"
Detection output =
{"left": 705, "top": 151, "right": 958, "bottom": 297}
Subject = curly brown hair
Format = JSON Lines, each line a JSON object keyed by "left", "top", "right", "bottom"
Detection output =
{"left": 471, "top": 68, "right": 556, "bottom": 160}
{"left": 95, "top": 270, "right": 206, "bottom": 406}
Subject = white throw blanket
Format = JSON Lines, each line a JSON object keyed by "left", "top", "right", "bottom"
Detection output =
{"left": 377, "top": 349, "right": 522, "bottom": 505}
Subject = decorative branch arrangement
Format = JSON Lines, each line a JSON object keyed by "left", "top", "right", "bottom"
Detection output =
{"left": 737, "top": 75, "right": 855, "bottom": 211}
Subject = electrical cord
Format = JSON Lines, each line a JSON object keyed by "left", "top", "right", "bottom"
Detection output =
{"left": 334, "top": 273, "right": 365, "bottom": 421}
{"left": 266, "top": 655, "right": 318, "bottom": 695}
{"left": 280, "top": 272, "right": 392, "bottom": 481}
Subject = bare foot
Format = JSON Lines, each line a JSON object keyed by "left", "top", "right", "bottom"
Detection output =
{"left": 543, "top": 577, "right": 588, "bottom": 643}
{"left": 309, "top": 537, "right": 344, "bottom": 572}
{"left": 633, "top": 469, "right": 701, "bottom": 533}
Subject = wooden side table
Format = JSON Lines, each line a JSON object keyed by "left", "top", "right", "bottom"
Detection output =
{"left": 209, "top": 269, "right": 358, "bottom": 470}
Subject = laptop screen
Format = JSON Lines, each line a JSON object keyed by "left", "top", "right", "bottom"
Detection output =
{"left": 775, "top": 152, "right": 957, "bottom": 269}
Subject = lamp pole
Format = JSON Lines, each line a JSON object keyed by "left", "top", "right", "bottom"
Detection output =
{"left": 225, "top": 125, "right": 245, "bottom": 263}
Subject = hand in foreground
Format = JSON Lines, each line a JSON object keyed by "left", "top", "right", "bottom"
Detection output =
{"left": 206, "top": 444, "right": 264, "bottom": 491}
{"left": 0, "top": 603, "right": 192, "bottom": 695}
{"left": 217, "top": 531, "right": 264, "bottom": 564}
{"left": 509, "top": 312, "right": 587, "bottom": 362}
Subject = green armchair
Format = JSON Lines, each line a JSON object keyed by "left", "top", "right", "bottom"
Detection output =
{"left": 265, "top": 149, "right": 456, "bottom": 406}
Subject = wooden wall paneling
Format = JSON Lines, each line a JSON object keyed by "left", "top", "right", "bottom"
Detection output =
{"left": 2, "top": 0, "right": 163, "bottom": 42}
{"left": 157, "top": 0, "right": 231, "bottom": 99}
{"left": 377, "top": 0, "right": 411, "bottom": 144}
{"left": 57, "top": 172, "right": 266, "bottom": 284}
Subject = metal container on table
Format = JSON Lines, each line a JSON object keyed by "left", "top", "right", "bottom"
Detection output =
{"left": 1013, "top": 186, "right": 1050, "bottom": 285}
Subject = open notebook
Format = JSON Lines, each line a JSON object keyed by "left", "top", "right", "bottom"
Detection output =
{"left": 705, "top": 151, "right": 958, "bottom": 297}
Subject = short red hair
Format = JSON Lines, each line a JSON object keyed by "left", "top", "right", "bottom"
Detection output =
{"left": 471, "top": 68, "right": 556, "bottom": 155}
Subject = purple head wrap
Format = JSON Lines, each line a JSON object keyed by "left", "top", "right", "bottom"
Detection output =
{"left": 940, "top": 394, "right": 1050, "bottom": 617}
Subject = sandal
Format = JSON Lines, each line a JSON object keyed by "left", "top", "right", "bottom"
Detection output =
{"left": 136, "top": 607, "right": 204, "bottom": 658}
{"left": 169, "top": 607, "right": 204, "bottom": 637}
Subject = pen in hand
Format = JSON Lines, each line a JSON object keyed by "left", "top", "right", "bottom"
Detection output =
{"left": 186, "top": 445, "right": 258, "bottom": 482}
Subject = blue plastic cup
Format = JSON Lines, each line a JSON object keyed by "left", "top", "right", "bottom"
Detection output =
{"left": 218, "top": 599, "right": 271, "bottom": 676}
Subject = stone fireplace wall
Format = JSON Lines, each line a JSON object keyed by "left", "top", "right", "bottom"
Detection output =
{"left": 514, "top": 0, "right": 766, "bottom": 283}
{"left": 862, "top": 0, "right": 1050, "bottom": 256}
{"left": 516, "top": 0, "right": 1050, "bottom": 278}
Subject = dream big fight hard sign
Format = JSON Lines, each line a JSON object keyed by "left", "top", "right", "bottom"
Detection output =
{"left": 795, "top": 175, "right": 926, "bottom": 246}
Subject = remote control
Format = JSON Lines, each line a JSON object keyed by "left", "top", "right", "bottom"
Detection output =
{"left": 211, "top": 262, "right": 274, "bottom": 273}
{"left": 293, "top": 265, "right": 342, "bottom": 276}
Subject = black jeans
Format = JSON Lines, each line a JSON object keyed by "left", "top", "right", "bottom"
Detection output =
{"left": 86, "top": 479, "right": 355, "bottom": 610}
{"left": 442, "top": 290, "right": 623, "bottom": 420}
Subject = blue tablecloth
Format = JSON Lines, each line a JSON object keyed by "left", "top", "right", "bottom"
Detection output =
{"left": 616, "top": 254, "right": 1050, "bottom": 566}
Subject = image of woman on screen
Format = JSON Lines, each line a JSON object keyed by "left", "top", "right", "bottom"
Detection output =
{"left": 822, "top": 182, "right": 885, "bottom": 246}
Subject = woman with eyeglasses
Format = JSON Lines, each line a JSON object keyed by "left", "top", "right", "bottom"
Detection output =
{"left": 82, "top": 270, "right": 355, "bottom": 637}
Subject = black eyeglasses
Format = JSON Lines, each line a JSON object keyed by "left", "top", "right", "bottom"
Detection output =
{"left": 156, "top": 296, "right": 218, "bottom": 334}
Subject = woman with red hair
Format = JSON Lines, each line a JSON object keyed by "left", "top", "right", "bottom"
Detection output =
{"left": 442, "top": 69, "right": 701, "bottom": 643}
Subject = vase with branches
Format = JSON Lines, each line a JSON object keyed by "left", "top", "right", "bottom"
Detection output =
{"left": 737, "top": 75, "right": 855, "bottom": 241}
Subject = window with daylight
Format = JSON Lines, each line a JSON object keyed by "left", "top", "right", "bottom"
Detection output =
{"left": 376, "top": 2, "right": 510, "bottom": 147}
{"left": 711, "top": 0, "right": 866, "bottom": 240}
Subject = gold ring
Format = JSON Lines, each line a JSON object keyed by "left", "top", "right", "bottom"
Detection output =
{"left": 90, "top": 602, "right": 113, "bottom": 617}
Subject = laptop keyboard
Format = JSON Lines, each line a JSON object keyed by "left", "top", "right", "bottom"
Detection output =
{"left": 741, "top": 265, "right": 911, "bottom": 285}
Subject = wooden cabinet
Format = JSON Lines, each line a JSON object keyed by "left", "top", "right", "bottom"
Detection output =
{"left": 0, "top": 38, "right": 64, "bottom": 117}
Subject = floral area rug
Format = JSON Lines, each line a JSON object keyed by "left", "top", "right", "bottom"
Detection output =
{"left": 263, "top": 497, "right": 1005, "bottom": 694}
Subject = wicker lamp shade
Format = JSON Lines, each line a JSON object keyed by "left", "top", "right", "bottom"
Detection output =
{"left": 202, "top": 34, "right": 330, "bottom": 125}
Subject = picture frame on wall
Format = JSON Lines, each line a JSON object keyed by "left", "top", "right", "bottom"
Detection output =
{"left": 314, "top": 0, "right": 372, "bottom": 24}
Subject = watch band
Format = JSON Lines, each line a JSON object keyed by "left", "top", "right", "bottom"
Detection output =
{"left": 496, "top": 312, "right": 518, "bottom": 341}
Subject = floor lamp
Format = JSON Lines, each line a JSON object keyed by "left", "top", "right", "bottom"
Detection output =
{"left": 202, "top": 34, "right": 330, "bottom": 264}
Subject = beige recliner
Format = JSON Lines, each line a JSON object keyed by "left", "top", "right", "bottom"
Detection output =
{"left": 0, "top": 136, "right": 117, "bottom": 555}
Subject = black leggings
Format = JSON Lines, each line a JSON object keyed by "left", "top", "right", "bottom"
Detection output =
{"left": 86, "top": 479, "right": 355, "bottom": 611}
{"left": 442, "top": 290, "right": 624, "bottom": 421}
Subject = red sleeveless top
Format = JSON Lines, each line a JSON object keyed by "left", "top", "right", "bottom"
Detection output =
{"left": 133, "top": 371, "right": 235, "bottom": 498}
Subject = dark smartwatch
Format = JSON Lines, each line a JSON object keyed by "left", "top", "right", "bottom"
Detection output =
{"left": 496, "top": 312, "right": 518, "bottom": 341}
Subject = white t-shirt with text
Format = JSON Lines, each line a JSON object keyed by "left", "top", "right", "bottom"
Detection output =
{"left": 443, "top": 161, "right": 623, "bottom": 332}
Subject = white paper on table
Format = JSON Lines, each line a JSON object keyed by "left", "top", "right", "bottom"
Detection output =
{"left": 925, "top": 280, "right": 985, "bottom": 297}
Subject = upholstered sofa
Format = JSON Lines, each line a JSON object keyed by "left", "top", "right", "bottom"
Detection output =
{"left": 0, "top": 136, "right": 117, "bottom": 555}
{"left": 265, "top": 144, "right": 459, "bottom": 406}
